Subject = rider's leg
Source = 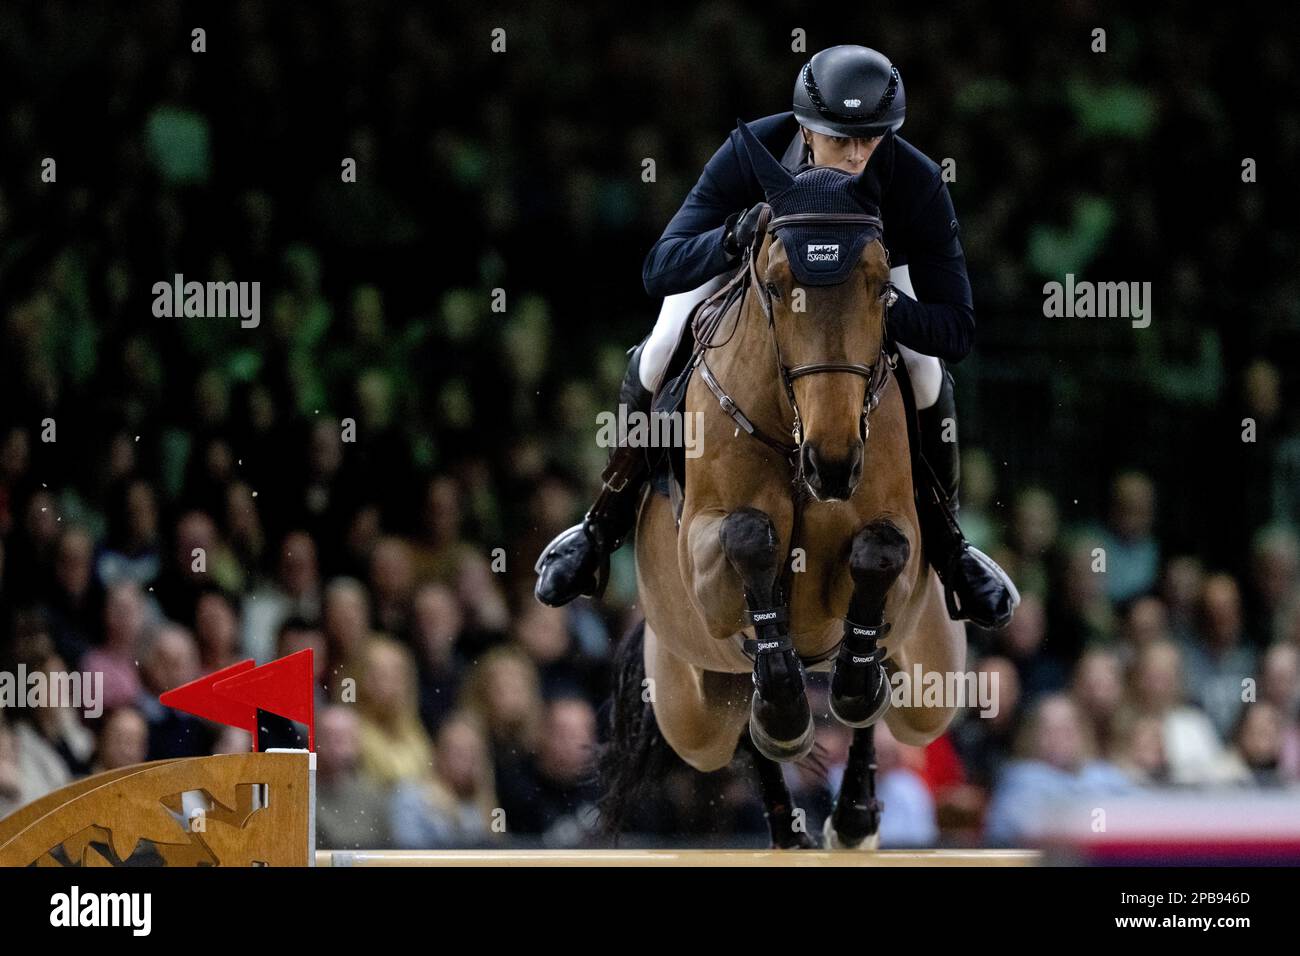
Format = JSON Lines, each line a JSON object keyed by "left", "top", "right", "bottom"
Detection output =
{"left": 640, "top": 274, "right": 728, "bottom": 392}
{"left": 534, "top": 275, "right": 725, "bottom": 607}
{"left": 890, "top": 266, "right": 1020, "bottom": 630}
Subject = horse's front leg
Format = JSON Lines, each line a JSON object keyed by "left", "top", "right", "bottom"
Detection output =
{"left": 829, "top": 518, "right": 911, "bottom": 728}
{"left": 719, "top": 506, "right": 813, "bottom": 762}
{"left": 826, "top": 518, "right": 911, "bottom": 849}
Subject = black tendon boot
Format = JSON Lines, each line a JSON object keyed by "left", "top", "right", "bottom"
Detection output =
{"left": 829, "top": 519, "right": 910, "bottom": 728}
{"left": 916, "top": 366, "right": 1020, "bottom": 630}
{"left": 534, "top": 343, "right": 653, "bottom": 607}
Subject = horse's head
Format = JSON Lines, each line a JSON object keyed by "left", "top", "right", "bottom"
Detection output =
{"left": 738, "top": 121, "right": 893, "bottom": 502}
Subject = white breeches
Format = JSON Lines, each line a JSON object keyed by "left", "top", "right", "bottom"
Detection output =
{"left": 638, "top": 265, "right": 943, "bottom": 410}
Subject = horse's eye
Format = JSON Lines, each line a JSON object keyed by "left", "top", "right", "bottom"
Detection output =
{"left": 879, "top": 284, "right": 899, "bottom": 308}
{"left": 767, "top": 283, "right": 782, "bottom": 301}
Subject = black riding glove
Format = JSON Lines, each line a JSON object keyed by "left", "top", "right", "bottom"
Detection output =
{"left": 723, "top": 206, "right": 763, "bottom": 259}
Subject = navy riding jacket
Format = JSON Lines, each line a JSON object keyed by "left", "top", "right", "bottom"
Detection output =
{"left": 642, "top": 112, "right": 975, "bottom": 363}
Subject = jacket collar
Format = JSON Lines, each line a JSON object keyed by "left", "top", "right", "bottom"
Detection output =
{"left": 780, "top": 126, "right": 897, "bottom": 192}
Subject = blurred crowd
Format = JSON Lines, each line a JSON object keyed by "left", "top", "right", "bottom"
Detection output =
{"left": 1, "top": 2, "right": 1298, "bottom": 850}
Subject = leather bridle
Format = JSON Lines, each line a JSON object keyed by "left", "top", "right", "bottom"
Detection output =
{"left": 692, "top": 206, "right": 898, "bottom": 477}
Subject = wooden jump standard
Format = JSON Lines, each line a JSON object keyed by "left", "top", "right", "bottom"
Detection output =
{"left": 0, "top": 751, "right": 315, "bottom": 867}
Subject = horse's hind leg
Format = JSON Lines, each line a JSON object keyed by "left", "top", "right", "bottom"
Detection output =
{"left": 719, "top": 507, "right": 814, "bottom": 762}
{"left": 824, "top": 725, "right": 883, "bottom": 850}
{"left": 829, "top": 519, "right": 910, "bottom": 728}
{"left": 644, "top": 624, "right": 751, "bottom": 772}
{"left": 739, "top": 733, "right": 816, "bottom": 849}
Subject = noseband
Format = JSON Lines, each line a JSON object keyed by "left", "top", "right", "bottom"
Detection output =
{"left": 693, "top": 208, "right": 897, "bottom": 475}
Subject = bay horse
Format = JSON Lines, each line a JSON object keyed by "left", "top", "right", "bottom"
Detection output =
{"left": 600, "top": 122, "right": 965, "bottom": 849}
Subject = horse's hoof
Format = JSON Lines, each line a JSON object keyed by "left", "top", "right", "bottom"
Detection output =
{"left": 749, "top": 692, "right": 815, "bottom": 762}
{"left": 772, "top": 829, "right": 818, "bottom": 850}
{"left": 828, "top": 668, "right": 892, "bottom": 729}
{"left": 822, "top": 815, "right": 881, "bottom": 851}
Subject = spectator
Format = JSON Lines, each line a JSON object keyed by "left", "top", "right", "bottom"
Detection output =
{"left": 1070, "top": 647, "right": 1126, "bottom": 757}
{"left": 355, "top": 636, "right": 435, "bottom": 789}
{"left": 1123, "top": 639, "right": 1240, "bottom": 785}
{"left": 1224, "top": 703, "right": 1285, "bottom": 786}
{"left": 984, "top": 694, "right": 1136, "bottom": 846}
{"left": 997, "top": 592, "right": 1067, "bottom": 698}
{"left": 43, "top": 525, "right": 102, "bottom": 668}
{"left": 1120, "top": 595, "right": 1172, "bottom": 662}
{"left": 459, "top": 646, "right": 544, "bottom": 775}
{"left": 875, "top": 721, "right": 940, "bottom": 848}
{"left": 0, "top": 717, "right": 23, "bottom": 819}
{"left": 92, "top": 707, "right": 149, "bottom": 773}
{"left": 408, "top": 582, "right": 469, "bottom": 733}
{"left": 1092, "top": 471, "right": 1160, "bottom": 605}
{"left": 321, "top": 577, "right": 374, "bottom": 695}
{"left": 1004, "top": 487, "right": 1059, "bottom": 600}
{"left": 369, "top": 536, "right": 416, "bottom": 637}
{"left": 316, "top": 705, "right": 392, "bottom": 850}
{"left": 951, "top": 655, "right": 1022, "bottom": 790}
{"left": 242, "top": 529, "right": 323, "bottom": 663}
{"left": 1182, "top": 574, "right": 1256, "bottom": 737}
{"left": 96, "top": 478, "right": 162, "bottom": 588}
{"left": 4, "top": 631, "right": 95, "bottom": 787}
{"left": 1110, "top": 708, "right": 1169, "bottom": 785}
{"left": 193, "top": 587, "right": 243, "bottom": 673}
{"left": 1246, "top": 526, "right": 1299, "bottom": 646}
{"left": 135, "top": 624, "right": 213, "bottom": 760}
{"left": 1260, "top": 643, "right": 1300, "bottom": 781}
{"left": 496, "top": 697, "right": 599, "bottom": 845}
{"left": 82, "top": 581, "right": 149, "bottom": 711}
{"left": 1161, "top": 555, "right": 1205, "bottom": 645}
{"left": 390, "top": 711, "right": 499, "bottom": 848}
{"left": 150, "top": 511, "right": 233, "bottom": 629}
{"left": 408, "top": 476, "right": 478, "bottom": 585}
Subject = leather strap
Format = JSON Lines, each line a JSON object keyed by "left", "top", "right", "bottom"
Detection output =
{"left": 768, "top": 212, "right": 884, "bottom": 232}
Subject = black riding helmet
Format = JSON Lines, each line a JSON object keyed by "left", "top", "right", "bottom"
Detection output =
{"left": 793, "top": 45, "right": 905, "bottom": 139}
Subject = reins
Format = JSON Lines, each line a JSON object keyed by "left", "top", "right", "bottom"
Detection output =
{"left": 689, "top": 206, "right": 897, "bottom": 475}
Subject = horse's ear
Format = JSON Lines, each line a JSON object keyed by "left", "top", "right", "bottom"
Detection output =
{"left": 736, "top": 119, "right": 795, "bottom": 201}
{"left": 749, "top": 203, "right": 773, "bottom": 257}
{"left": 850, "top": 164, "right": 884, "bottom": 210}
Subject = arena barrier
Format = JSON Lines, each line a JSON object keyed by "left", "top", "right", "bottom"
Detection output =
{"left": 317, "top": 849, "right": 1041, "bottom": 867}
{"left": 0, "top": 751, "right": 315, "bottom": 867}
{"left": 0, "top": 748, "right": 1046, "bottom": 866}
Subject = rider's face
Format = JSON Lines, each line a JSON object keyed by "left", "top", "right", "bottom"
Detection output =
{"left": 803, "top": 129, "right": 883, "bottom": 173}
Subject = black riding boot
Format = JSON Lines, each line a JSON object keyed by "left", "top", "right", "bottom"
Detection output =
{"left": 534, "top": 343, "right": 653, "bottom": 607}
{"left": 916, "top": 366, "right": 1020, "bottom": 630}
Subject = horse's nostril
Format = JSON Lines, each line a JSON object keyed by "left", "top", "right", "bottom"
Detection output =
{"left": 800, "top": 442, "right": 821, "bottom": 489}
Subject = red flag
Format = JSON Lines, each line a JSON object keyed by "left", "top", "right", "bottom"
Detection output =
{"left": 214, "top": 649, "right": 315, "bottom": 750}
{"left": 160, "top": 659, "right": 259, "bottom": 748}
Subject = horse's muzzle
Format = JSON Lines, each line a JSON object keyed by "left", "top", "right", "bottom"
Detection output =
{"left": 801, "top": 441, "right": 863, "bottom": 502}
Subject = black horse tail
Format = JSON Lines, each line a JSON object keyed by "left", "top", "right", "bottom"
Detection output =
{"left": 596, "top": 619, "right": 670, "bottom": 836}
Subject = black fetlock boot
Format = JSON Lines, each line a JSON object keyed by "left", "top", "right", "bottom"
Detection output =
{"left": 917, "top": 366, "right": 1020, "bottom": 630}
{"left": 534, "top": 343, "right": 653, "bottom": 607}
{"left": 829, "top": 621, "right": 891, "bottom": 728}
{"left": 745, "top": 606, "right": 814, "bottom": 761}
{"left": 829, "top": 519, "right": 909, "bottom": 728}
